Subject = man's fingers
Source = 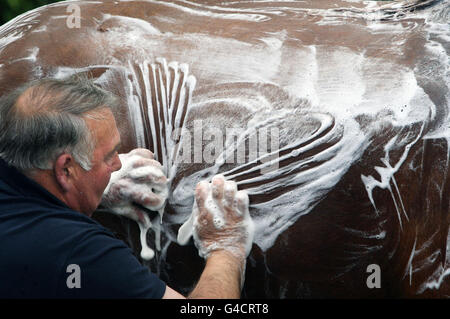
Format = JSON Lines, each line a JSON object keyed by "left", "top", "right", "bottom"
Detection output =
{"left": 133, "top": 191, "right": 165, "bottom": 210}
{"left": 129, "top": 148, "right": 154, "bottom": 159}
{"left": 211, "top": 175, "right": 225, "bottom": 201}
{"left": 195, "top": 180, "right": 209, "bottom": 211}
{"left": 223, "top": 180, "right": 237, "bottom": 210}
{"left": 109, "top": 205, "right": 149, "bottom": 226}
{"left": 235, "top": 190, "right": 249, "bottom": 217}
{"left": 131, "top": 158, "right": 163, "bottom": 170}
{"left": 128, "top": 163, "right": 167, "bottom": 185}
{"left": 110, "top": 177, "right": 167, "bottom": 209}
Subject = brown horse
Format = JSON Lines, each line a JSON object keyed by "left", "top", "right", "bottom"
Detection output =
{"left": 0, "top": 0, "right": 448, "bottom": 298}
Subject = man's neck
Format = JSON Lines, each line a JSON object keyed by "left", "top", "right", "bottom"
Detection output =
{"left": 24, "top": 169, "right": 78, "bottom": 213}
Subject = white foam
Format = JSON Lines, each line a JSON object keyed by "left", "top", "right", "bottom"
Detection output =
{"left": 138, "top": 213, "right": 155, "bottom": 260}
{"left": 31, "top": 25, "right": 47, "bottom": 33}
{"left": 179, "top": 179, "right": 255, "bottom": 261}
{"left": 361, "top": 122, "right": 425, "bottom": 229}
{"left": 100, "top": 14, "right": 162, "bottom": 35}
{"left": 0, "top": 8, "right": 41, "bottom": 54}
{"left": 10, "top": 47, "right": 39, "bottom": 63}
{"left": 121, "top": 0, "right": 270, "bottom": 22}
{"left": 419, "top": 266, "right": 450, "bottom": 294}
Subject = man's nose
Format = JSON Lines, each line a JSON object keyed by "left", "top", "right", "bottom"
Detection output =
{"left": 113, "top": 153, "right": 122, "bottom": 172}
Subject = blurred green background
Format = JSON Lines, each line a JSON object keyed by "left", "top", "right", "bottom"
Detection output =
{"left": 1, "top": 0, "right": 62, "bottom": 25}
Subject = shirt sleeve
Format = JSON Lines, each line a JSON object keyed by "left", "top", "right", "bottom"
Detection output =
{"left": 57, "top": 226, "right": 167, "bottom": 299}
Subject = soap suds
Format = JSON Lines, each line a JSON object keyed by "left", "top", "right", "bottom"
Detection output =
{"left": 178, "top": 177, "right": 255, "bottom": 262}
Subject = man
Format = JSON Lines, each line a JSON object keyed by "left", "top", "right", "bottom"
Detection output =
{"left": 0, "top": 77, "right": 253, "bottom": 298}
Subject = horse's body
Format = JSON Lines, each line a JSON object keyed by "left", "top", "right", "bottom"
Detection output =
{"left": 0, "top": 0, "right": 449, "bottom": 297}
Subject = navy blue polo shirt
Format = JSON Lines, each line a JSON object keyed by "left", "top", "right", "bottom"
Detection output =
{"left": 0, "top": 158, "right": 166, "bottom": 298}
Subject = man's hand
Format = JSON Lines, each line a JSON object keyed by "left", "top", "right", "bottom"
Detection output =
{"left": 189, "top": 175, "right": 254, "bottom": 261}
{"left": 176, "top": 174, "right": 254, "bottom": 298}
{"left": 101, "top": 148, "right": 168, "bottom": 260}
{"left": 101, "top": 148, "right": 168, "bottom": 221}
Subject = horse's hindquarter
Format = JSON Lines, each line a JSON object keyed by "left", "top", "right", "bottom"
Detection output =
{"left": 0, "top": 0, "right": 448, "bottom": 298}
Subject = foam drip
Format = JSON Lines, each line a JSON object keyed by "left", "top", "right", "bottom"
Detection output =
{"left": 361, "top": 122, "right": 426, "bottom": 230}
{"left": 126, "top": 58, "right": 196, "bottom": 259}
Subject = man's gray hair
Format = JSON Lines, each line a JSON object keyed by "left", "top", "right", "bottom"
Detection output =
{"left": 0, "top": 76, "right": 119, "bottom": 172}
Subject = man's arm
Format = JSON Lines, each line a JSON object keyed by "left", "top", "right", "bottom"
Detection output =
{"left": 188, "top": 250, "right": 243, "bottom": 299}
{"left": 163, "top": 175, "right": 254, "bottom": 299}
{"left": 162, "top": 250, "right": 243, "bottom": 299}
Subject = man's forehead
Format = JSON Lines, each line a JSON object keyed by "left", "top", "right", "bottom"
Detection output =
{"left": 86, "top": 107, "right": 120, "bottom": 145}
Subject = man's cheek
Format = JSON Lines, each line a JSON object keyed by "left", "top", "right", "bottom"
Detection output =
{"left": 103, "top": 171, "right": 114, "bottom": 192}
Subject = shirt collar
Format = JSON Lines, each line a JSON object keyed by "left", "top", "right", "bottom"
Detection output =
{"left": 0, "top": 158, "right": 69, "bottom": 209}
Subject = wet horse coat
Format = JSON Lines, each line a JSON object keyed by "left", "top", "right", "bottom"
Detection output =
{"left": 0, "top": 0, "right": 449, "bottom": 297}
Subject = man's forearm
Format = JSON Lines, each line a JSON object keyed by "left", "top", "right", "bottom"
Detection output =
{"left": 188, "top": 250, "right": 245, "bottom": 299}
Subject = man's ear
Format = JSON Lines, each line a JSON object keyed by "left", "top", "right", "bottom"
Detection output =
{"left": 54, "top": 153, "right": 75, "bottom": 192}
